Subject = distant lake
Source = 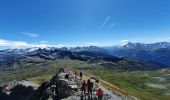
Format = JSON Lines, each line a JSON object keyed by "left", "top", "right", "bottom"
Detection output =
{"left": 152, "top": 77, "right": 167, "bottom": 81}
{"left": 146, "top": 83, "right": 166, "bottom": 89}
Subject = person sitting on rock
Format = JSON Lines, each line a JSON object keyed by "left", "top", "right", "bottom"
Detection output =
{"left": 81, "top": 80, "right": 87, "bottom": 95}
{"left": 96, "top": 88, "right": 104, "bottom": 100}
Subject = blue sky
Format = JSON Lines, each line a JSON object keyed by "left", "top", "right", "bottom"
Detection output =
{"left": 0, "top": 0, "right": 170, "bottom": 49}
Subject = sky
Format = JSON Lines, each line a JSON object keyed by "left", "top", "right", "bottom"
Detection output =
{"left": 0, "top": 0, "right": 170, "bottom": 49}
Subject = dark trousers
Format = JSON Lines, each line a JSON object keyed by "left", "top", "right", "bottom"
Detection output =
{"left": 98, "top": 95, "right": 103, "bottom": 100}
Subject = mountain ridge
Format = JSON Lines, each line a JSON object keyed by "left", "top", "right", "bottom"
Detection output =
{"left": 0, "top": 48, "right": 167, "bottom": 71}
{"left": 104, "top": 42, "right": 170, "bottom": 66}
{"left": 0, "top": 42, "right": 169, "bottom": 71}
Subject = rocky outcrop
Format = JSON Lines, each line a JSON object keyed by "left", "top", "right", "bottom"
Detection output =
{"left": 0, "top": 82, "right": 36, "bottom": 100}
{"left": 0, "top": 68, "right": 79, "bottom": 100}
{"left": 0, "top": 68, "right": 129, "bottom": 100}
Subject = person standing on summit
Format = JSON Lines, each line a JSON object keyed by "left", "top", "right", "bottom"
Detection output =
{"left": 87, "top": 79, "right": 93, "bottom": 98}
{"left": 80, "top": 71, "right": 83, "bottom": 80}
{"left": 75, "top": 71, "right": 77, "bottom": 78}
{"left": 96, "top": 88, "right": 104, "bottom": 100}
{"left": 81, "top": 80, "right": 87, "bottom": 95}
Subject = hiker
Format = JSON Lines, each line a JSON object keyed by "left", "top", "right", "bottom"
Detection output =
{"left": 87, "top": 79, "right": 93, "bottom": 96}
{"left": 75, "top": 71, "right": 77, "bottom": 78}
{"left": 80, "top": 71, "right": 83, "bottom": 80}
{"left": 96, "top": 88, "right": 104, "bottom": 100}
{"left": 81, "top": 80, "right": 87, "bottom": 95}
{"left": 65, "top": 74, "right": 69, "bottom": 80}
{"left": 95, "top": 79, "right": 99, "bottom": 83}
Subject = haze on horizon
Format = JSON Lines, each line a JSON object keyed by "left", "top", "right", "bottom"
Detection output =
{"left": 0, "top": 0, "right": 170, "bottom": 49}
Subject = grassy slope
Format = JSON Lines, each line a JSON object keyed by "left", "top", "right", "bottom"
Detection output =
{"left": 0, "top": 60, "right": 94, "bottom": 85}
{"left": 85, "top": 68, "right": 170, "bottom": 100}
{"left": 0, "top": 59, "right": 170, "bottom": 100}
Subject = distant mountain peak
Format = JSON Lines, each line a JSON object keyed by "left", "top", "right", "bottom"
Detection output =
{"left": 119, "top": 42, "right": 170, "bottom": 50}
{"left": 104, "top": 42, "right": 170, "bottom": 66}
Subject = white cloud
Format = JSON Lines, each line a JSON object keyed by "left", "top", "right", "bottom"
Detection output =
{"left": 154, "top": 37, "right": 170, "bottom": 42}
{"left": 85, "top": 42, "right": 113, "bottom": 47}
{"left": 55, "top": 44, "right": 66, "bottom": 47}
{"left": 0, "top": 39, "right": 29, "bottom": 48}
{"left": 0, "top": 40, "right": 11, "bottom": 46}
{"left": 0, "top": 39, "right": 65, "bottom": 49}
{"left": 0, "top": 39, "right": 114, "bottom": 49}
{"left": 99, "top": 16, "right": 111, "bottom": 29}
{"left": 119, "top": 40, "right": 129, "bottom": 45}
{"left": 86, "top": 42, "right": 100, "bottom": 46}
{"left": 39, "top": 41, "right": 48, "bottom": 43}
{"left": 120, "top": 40, "right": 129, "bottom": 43}
{"left": 32, "top": 44, "right": 65, "bottom": 48}
{"left": 22, "top": 32, "right": 39, "bottom": 38}
{"left": 126, "top": 36, "right": 170, "bottom": 44}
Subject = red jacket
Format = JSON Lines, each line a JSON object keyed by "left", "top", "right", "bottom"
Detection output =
{"left": 81, "top": 81, "right": 87, "bottom": 89}
{"left": 96, "top": 88, "right": 104, "bottom": 96}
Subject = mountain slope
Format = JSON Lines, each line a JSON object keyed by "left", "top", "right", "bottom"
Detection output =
{"left": 104, "top": 42, "right": 170, "bottom": 66}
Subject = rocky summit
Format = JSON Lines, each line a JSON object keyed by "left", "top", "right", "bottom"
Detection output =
{"left": 0, "top": 68, "right": 126, "bottom": 100}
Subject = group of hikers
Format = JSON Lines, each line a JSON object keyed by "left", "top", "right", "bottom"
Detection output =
{"left": 63, "top": 69, "right": 104, "bottom": 100}
{"left": 77, "top": 71, "right": 104, "bottom": 100}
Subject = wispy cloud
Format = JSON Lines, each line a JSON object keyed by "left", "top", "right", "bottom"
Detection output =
{"left": 99, "top": 16, "right": 111, "bottom": 29}
{"left": 22, "top": 32, "right": 39, "bottom": 38}
{"left": 98, "top": 16, "right": 117, "bottom": 29}
{"left": 109, "top": 22, "right": 116, "bottom": 28}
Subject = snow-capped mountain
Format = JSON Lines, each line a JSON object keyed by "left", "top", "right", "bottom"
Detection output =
{"left": 1, "top": 42, "right": 170, "bottom": 66}
{"left": 104, "top": 42, "right": 170, "bottom": 66}
{"left": 122, "top": 42, "right": 170, "bottom": 50}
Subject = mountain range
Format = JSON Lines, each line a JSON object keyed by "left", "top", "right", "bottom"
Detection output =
{"left": 0, "top": 42, "right": 170, "bottom": 100}
{"left": 0, "top": 42, "right": 169, "bottom": 71}
{"left": 104, "top": 42, "right": 170, "bottom": 66}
